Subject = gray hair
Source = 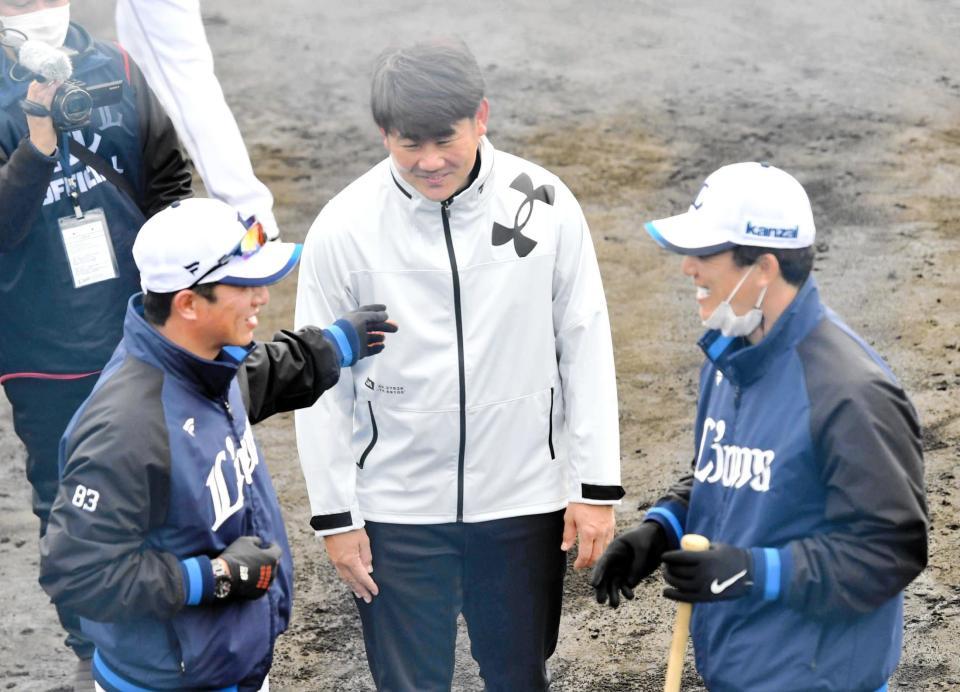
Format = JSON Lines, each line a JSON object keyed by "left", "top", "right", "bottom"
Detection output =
{"left": 371, "top": 38, "right": 485, "bottom": 141}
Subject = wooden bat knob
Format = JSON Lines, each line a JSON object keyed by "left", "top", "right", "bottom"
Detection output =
{"left": 680, "top": 534, "right": 710, "bottom": 552}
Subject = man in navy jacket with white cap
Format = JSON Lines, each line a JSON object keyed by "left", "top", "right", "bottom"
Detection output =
{"left": 591, "top": 162, "right": 927, "bottom": 692}
{"left": 39, "top": 198, "right": 397, "bottom": 691}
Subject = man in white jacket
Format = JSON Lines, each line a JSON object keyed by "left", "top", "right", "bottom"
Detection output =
{"left": 295, "top": 38, "right": 624, "bottom": 691}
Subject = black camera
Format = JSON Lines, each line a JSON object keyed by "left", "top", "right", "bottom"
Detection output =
{"left": 0, "top": 24, "right": 124, "bottom": 131}
{"left": 49, "top": 79, "right": 123, "bottom": 131}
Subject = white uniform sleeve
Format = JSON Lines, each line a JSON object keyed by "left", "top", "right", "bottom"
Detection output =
{"left": 551, "top": 182, "right": 624, "bottom": 505}
{"left": 294, "top": 211, "right": 364, "bottom": 535}
{"left": 115, "top": 0, "right": 280, "bottom": 239}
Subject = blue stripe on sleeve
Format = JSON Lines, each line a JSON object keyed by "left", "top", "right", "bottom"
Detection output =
{"left": 763, "top": 547, "right": 781, "bottom": 601}
{"left": 181, "top": 557, "right": 203, "bottom": 606}
{"left": 326, "top": 324, "right": 353, "bottom": 367}
{"left": 334, "top": 317, "right": 362, "bottom": 361}
{"left": 645, "top": 507, "right": 683, "bottom": 544}
{"left": 777, "top": 545, "right": 793, "bottom": 601}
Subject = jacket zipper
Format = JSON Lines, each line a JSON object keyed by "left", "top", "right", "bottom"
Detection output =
{"left": 221, "top": 395, "right": 260, "bottom": 526}
{"left": 198, "top": 390, "right": 279, "bottom": 677}
{"left": 548, "top": 387, "right": 556, "bottom": 460}
{"left": 221, "top": 396, "right": 243, "bottom": 447}
{"left": 441, "top": 200, "right": 467, "bottom": 522}
{"left": 716, "top": 379, "right": 742, "bottom": 534}
{"left": 358, "top": 401, "right": 378, "bottom": 469}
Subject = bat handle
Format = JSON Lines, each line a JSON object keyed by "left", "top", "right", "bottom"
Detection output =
{"left": 664, "top": 534, "right": 711, "bottom": 692}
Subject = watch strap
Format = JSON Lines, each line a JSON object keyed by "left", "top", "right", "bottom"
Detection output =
{"left": 211, "top": 557, "right": 232, "bottom": 600}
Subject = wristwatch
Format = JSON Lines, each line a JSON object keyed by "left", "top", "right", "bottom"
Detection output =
{"left": 212, "top": 558, "right": 232, "bottom": 600}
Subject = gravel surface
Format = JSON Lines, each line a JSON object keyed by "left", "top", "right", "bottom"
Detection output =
{"left": 3, "top": 2, "right": 959, "bottom": 689}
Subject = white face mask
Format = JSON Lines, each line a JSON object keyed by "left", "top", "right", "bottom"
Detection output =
{"left": 702, "top": 264, "right": 768, "bottom": 338}
{"left": 1, "top": 4, "right": 71, "bottom": 49}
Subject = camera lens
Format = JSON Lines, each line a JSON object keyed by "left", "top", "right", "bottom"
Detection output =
{"left": 61, "top": 90, "right": 92, "bottom": 124}
{"left": 53, "top": 83, "right": 93, "bottom": 130}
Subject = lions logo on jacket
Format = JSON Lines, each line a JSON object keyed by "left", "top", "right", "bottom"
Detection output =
{"left": 693, "top": 416, "right": 775, "bottom": 492}
{"left": 207, "top": 423, "right": 262, "bottom": 530}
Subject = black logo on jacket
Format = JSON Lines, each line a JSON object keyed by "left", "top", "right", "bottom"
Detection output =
{"left": 492, "top": 173, "right": 555, "bottom": 258}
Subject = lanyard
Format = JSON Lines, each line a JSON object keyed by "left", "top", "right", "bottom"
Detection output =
{"left": 59, "top": 131, "right": 83, "bottom": 219}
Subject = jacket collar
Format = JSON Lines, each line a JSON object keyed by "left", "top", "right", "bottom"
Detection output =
{"left": 387, "top": 135, "right": 496, "bottom": 214}
{"left": 698, "top": 275, "right": 825, "bottom": 386}
{"left": 1, "top": 23, "right": 108, "bottom": 108}
{"left": 122, "top": 294, "right": 253, "bottom": 399}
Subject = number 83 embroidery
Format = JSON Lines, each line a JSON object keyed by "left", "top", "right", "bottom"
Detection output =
{"left": 72, "top": 484, "right": 100, "bottom": 512}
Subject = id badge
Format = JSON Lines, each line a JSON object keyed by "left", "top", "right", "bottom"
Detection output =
{"left": 58, "top": 208, "right": 119, "bottom": 289}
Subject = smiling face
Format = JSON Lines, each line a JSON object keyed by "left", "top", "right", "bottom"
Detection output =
{"left": 195, "top": 284, "right": 270, "bottom": 355}
{"left": 681, "top": 250, "right": 762, "bottom": 323}
{"left": 382, "top": 100, "right": 488, "bottom": 202}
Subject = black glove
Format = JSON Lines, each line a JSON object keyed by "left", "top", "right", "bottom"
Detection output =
{"left": 324, "top": 304, "right": 398, "bottom": 367}
{"left": 214, "top": 536, "right": 282, "bottom": 601}
{"left": 590, "top": 521, "right": 667, "bottom": 608}
{"left": 662, "top": 543, "right": 753, "bottom": 603}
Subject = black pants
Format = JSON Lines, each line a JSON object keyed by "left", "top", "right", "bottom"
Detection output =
{"left": 4, "top": 375, "right": 97, "bottom": 659}
{"left": 357, "top": 510, "right": 566, "bottom": 692}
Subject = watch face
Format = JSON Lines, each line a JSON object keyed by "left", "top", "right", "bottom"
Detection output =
{"left": 214, "top": 576, "right": 232, "bottom": 599}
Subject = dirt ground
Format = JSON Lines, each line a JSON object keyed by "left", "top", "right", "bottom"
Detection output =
{"left": 3, "top": 1, "right": 960, "bottom": 690}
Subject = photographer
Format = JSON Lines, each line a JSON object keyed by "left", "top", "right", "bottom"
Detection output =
{"left": 0, "top": 0, "right": 191, "bottom": 681}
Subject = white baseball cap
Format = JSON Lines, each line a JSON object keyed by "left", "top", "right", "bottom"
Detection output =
{"left": 133, "top": 198, "right": 301, "bottom": 293}
{"left": 644, "top": 162, "right": 816, "bottom": 256}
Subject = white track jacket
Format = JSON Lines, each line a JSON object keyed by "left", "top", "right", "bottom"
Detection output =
{"left": 295, "top": 137, "right": 623, "bottom": 534}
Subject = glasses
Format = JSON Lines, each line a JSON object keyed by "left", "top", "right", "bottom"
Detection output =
{"left": 235, "top": 216, "right": 268, "bottom": 258}
{"left": 189, "top": 214, "right": 267, "bottom": 288}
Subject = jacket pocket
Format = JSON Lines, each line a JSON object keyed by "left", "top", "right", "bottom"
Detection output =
{"left": 171, "top": 598, "right": 270, "bottom": 688}
{"left": 547, "top": 387, "right": 556, "bottom": 460}
{"left": 358, "top": 401, "right": 378, "bottom": 469}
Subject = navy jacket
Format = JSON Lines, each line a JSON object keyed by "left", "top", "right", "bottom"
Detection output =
{"left": 39, "top": 296, "right": 342, "bottom": 690}
{"left": 646, "top": 277, "right": 927, "bottom": 692}
{"left": 0, "top": 23, "right": 191, "bottom": 379}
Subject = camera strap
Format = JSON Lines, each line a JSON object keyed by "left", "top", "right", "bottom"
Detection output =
{"left": 59, "top": 132, "right": 83, "bottom": 219}
{"left": 66, "top": 137, "right": 139, "bottom": 209}
{"left": 19, "top": 98, "right": 52, "bottom": 118}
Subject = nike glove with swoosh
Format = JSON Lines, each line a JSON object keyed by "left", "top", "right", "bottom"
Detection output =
{"left": 590, "top": 521, "right": 668, "bottom": 608}
{"left": 662, "top": 543, "right": 754, "bottom": 603}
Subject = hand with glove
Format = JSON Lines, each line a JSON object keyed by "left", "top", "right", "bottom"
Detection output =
{"left": 323, "top": 304, "right": 399, "bottom": 367}
{"left": 662, "top": 543, "right": 753, "bottom": 603}
{"left": 590, "top": 521, "right": 667, "bottom": 608}
{"left": 211, "top": 535, "right": 282, "bottom": 601}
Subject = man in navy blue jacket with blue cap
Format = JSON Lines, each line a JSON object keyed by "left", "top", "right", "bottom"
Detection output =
{"left": 591, "top": 162, "right": 927, "bottom": 692}
{"left": 39, "top": 197, "right": 397, "bottom": 690}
